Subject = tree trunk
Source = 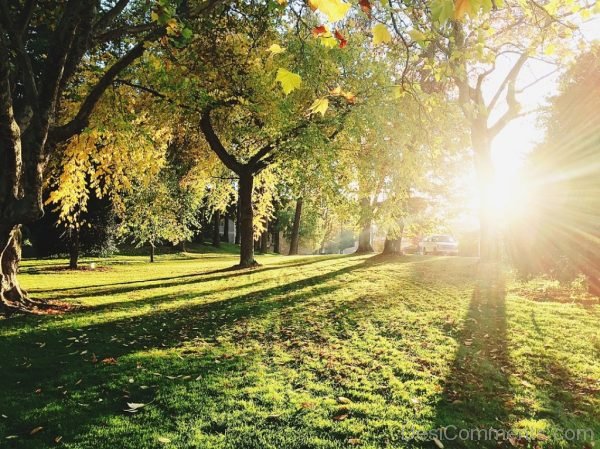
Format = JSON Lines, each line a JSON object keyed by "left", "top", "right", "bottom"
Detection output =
{"left": 222, "top": 212, "right": 230, "bottom": 243}
{"left": 179, "top": 240, "right": 187, "bottom": 252}
{"left": 357, "top": 220, "right": 374, "bottom": 253}
{"left": 235, "top": 194, "right": 241, "bottom": 245}
{"left": 383, "top": 236, "right": 402, "bottom": 255}
{"left": 356, "top": 198, "right": 374, "bottom": 253}
{"left": 383, "top": 224, "right": 404, "bottom": 255}
{"left": 238, "top": 171, "right": 257, "bottom": 267}
{"left": 150, "top": 243, "right": 155, "bottom": 263}
{"left": 260, "top": 219, "right": 269, "bottom": 254}
{"left": 0, "top": 225, "right": 40, "bottom": 312}
{"left": 289, "top": 197, "right": 303, "bottom": 255}
{"left": 212, "top": 210, "right": 221, "bottom": 247}
{"left": 271, "top": 215, "right": 280, "bottom": 254}
{"left": 69, "top": 227, "right": 80, "bottom": 269}
{"left": 473, "top": 133, "right": 498, "bottom": 262}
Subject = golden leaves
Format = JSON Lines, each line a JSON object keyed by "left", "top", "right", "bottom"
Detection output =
{"left": 275, "top": 68, "right": 302, "bottom": 94}
{"left": 309, "top": 0, "right": 351, "bottom": 22}
{"left": 372, "top": 24, "right": 392, "bottom": 45}
{"left": 309, "top": 97, "right": 330, "bottom": 116}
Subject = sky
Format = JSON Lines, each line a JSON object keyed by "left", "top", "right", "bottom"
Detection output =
{"left": 455, "top": 16, "right": 600, "bottom": 231}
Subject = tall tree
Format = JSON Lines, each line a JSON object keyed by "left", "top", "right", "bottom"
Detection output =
{"left": 0, "top": 0, "right": 206, "bottom": 311}
{"left": 386, "top": 0, "right": 595, "bottom": 260}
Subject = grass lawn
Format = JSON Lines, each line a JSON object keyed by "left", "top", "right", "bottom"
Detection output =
{"left": 1, "top": 248, "right": 598, "bottom": 448}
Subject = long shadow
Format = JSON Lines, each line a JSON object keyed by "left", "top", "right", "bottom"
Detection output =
{"left": 0, "top": 256, "right": 371, "bottom": 445}
{"left": 425, "top": 264, "right": 513, "bottom": 448}
{"left": 28, "top": 255, "right": 344, "bottom": 297}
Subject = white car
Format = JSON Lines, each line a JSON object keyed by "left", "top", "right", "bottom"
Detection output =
{"left": 419, "top": 235, "right": 459, "bottom": 255}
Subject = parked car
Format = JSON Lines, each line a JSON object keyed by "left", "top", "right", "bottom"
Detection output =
{"left": 419, "top": 235, "right": 459, "bottom": 255}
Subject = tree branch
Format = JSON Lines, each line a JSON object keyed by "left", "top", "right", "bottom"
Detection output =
{"left": 487, "top": 49, "right": 530, "bottom": 112}
{"left": 94, "top": 0, "right": 131, "bottom": 31}
{"left": 199, "top": 108, "right": 242, "bottom": 174}
{"left": 49, "top": 34, "right": 157, "bottom": 144}
{"left": 0, "top": 0, "right": 38, "bottom": 106}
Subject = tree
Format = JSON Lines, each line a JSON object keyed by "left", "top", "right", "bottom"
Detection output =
{"left": 508, "top": 45, "right": 600, "bottom": 295}
{"left": 126, "top": 2, "right": 361, "bottom": 267}
{"left": 0, "top": 0, "right": 204, "bottom": 311}
{"left": 118, "top": 172, "right": 196, "bottom": 262}
{"left": 385, "top": 0, "right": 596, "bottom": 261}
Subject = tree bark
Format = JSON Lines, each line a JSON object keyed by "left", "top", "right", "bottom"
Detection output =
{"left": 272, "top": 214, "right": 280, "bottom": 254}
{"left": 0, "top": 225, "right": 40, "bottom": 312}
{"left": 238, "top": 171, "right": 257, "bottom": 267}
{"left": 260, "top": 219, "right": 269, "bottom": 254}
{"left": 222, "top": 211, "right": 230, "bottom": 243}
{"left": 356, "top": 198, "right": 374, "bottom": 253}
{"left": 69, "top": 227, "right": 80, "bottom": 269}
{"left": 473, "top": 131, "right": 498, "bottom": 263}
{"left": 383, "top": 224, "right": 404, "bottom": 255}
{"left": 235, "top": 194, "right": 241, "bottom": 245}
{"left": 212, "top": 210, "right": 221, "bottom": 247}
{"left": 288, "top": 197, "right": 303, "bottom": 255}
{"left": 150, "top": 243, "right": 155, "bottom": 263}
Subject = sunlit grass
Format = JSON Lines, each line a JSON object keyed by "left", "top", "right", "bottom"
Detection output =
{"left": 0, "top": 249, "right": 598, "bottom": 448}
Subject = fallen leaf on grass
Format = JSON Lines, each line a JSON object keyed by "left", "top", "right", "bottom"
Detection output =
{"left": 333, "top": 413, "right": 349, "bottom": 421}
{"left": 55, "top": 436, "right": 63, "bottom": 443}
{"left": 157, "top": 436, "right": 171, "bottom": 443}
{"left": 432, "top": 437, "right": 444, "bottom": 448}
{"left": 337, "top": 396, "right": 352, "bottom": 404}
{"left": 348, "top": 438, "right": 361, "bottom": 445}
{"left": 30, "top": 426, "right": 44, "bottom": 435}
{"left": 124, "top": 402, "right": 146, "bottom": 413}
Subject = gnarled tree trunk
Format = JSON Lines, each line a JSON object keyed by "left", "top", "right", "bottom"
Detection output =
{"left": 0, "top": 225, "right": 39, "bottom": 312}
{"left": 288, "top": 197, "right": 302, "bottom": 255}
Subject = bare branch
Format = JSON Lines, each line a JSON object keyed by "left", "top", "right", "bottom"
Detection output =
{"left": 487, "top": 49, "right": 530, "bottom": 113}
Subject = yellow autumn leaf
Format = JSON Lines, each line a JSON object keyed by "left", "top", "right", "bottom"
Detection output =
{"left": 276, "top": 68, "right": 302, "bottom": 95}
{"left": 372, "top": 24, "right": 392, "bottom": 45}
{"left": 267, "top": 43, "right": 286, "bottom": 54}
{"left": 309, "top": 97, "right": 329, "bottom": 116}
{"left": 320, "top": 34, "right": 338, "bottom": 48}
{"left": 408, "top": 29, "right": 426, "bottom": 42}
{"left": 276, "top": 0, "right": 288, "bottom": 4}
{"left": 392, "top": 85, "right": 404, "bottom": 98}
{"left": 311, "top": 0, "right": 351, "bottom": 22}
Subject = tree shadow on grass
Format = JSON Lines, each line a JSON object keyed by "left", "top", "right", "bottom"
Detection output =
{"left": 423, "top": 264, "right": 514, "bottom": 448}
{"left": 0, "top": 256, "right": 371, "bottom": 447}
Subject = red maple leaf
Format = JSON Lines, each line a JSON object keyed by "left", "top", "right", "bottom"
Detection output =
{"left": 359, "top": 0, "right": 372, "bottom": 17}
{"left": 334, "top": 30, "right": 348, "bottom": 49}
{"left": 312, "top": 25, "right": 327, "bottom": 37}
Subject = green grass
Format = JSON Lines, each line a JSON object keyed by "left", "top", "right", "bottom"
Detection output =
{"left": 1, "top": 250, "right": 598, "bottom": 448}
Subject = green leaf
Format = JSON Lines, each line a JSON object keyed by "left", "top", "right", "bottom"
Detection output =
{"left": 431, "top": 0, "right": 454, "bottom": 23}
